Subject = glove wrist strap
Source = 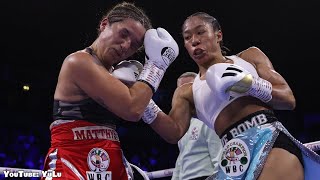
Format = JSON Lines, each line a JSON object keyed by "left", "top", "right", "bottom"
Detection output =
{"left": 138, "top": 61, "right": 165, "bottom": 93}
{"left": 248, "top": 76, "right": 272, "bottom": 103}
{"left": 142, "top": 99, "right": 162, "bottom": 124}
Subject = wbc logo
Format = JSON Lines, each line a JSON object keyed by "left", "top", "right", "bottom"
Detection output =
{"left": 219, "top": 138, "right": 250, "bottom": 177}
{"left": 87, "top": 148, "right": 110, "bottom": 172}
{"left": 86, "top": 148, "right": 112, "bottom": 180}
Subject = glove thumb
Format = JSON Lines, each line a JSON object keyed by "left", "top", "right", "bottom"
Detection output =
{"left": 156, "top": 27, "right": 171, "bottom": 40}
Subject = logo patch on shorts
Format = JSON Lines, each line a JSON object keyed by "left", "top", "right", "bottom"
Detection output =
{"left": 219, "top": 138, "right": 250, "bottom": 177}
{"left": 87, "top": 148, "right": 110, "bottom": 172}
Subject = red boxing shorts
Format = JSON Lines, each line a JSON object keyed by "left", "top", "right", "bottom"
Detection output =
{"left": 41, "top": 120, "right": 129, "bottom": 180}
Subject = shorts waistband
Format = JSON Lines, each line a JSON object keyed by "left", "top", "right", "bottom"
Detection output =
{"left": 50, "top": 120, "right": 120, "bottom": 143}
{"left": 50, "top": 119, "right": 116, "bottom": 130}
{"left": 220, "top": 110, "right": 277, "bottom": 139}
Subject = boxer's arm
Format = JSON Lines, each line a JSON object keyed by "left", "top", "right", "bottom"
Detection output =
{"left": 238, "top": 47, "right": 296, "bottom": 110}
{"left": 148, "top": 85, "right": 194, "bottom": 144}
{"left": 65, "top": 52, "right": 153, "bottom": 122}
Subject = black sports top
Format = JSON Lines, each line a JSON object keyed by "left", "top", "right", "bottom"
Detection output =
{"left": 53, "top": 99, "right": 121, "bottom": 126}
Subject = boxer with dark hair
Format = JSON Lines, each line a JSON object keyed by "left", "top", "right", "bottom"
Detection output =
{"left": 41, "top": 2, "right": 179, "bottom": 179}
{"left": 142, "top": 12, "right": 320, "bottom": 180}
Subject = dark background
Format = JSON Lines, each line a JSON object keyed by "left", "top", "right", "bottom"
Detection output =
{"left": 1, "top": 0, "right": 319, "bottom": 179}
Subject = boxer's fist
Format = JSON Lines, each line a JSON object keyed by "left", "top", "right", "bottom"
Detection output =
{"left": 206, "top": 63, "right": 242, "bottom": 99}
{"left": 144, "top": 27, "right": 179, "bottom": 70}
{"left": 112, "top": 60, "right": 143, "bottom": 85}
{"left": 138, "top": 28, "right": 179, "bottom": 92}
{"left": 206, "top": 63, "right": 272, "bottom": 102}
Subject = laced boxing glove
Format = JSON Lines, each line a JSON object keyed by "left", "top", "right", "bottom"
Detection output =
{"left": 112, "top": 60, "right": 143, "bottom": 85}
{"left": 206, "top": 63, "right": 272, "bottom": 103}
{"left": 138, "top": 27, "right": 179, "bottom": 93}
{"left": 112, "top": 60, "right": 162, "bottom": 124}
{"left": 142, "top": 99, "right": 162, "bottom": 124}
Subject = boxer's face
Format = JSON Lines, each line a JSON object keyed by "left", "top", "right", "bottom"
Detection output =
{"left": 182, "top": 16, "right": 222, "bottom": 65}
{"left": 99, "top": 18, "right": 145, "bottom": 65}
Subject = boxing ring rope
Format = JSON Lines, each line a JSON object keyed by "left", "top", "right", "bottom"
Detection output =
{"left": 0, "top": 141, "right": 319, "bottom": 179}
{"left": 304, "top": 140, "right": 320, "bottom": 151}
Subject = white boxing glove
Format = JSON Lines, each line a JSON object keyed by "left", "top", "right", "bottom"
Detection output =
{"left": 112, "top": 60, "right": 143, "bottom": 85}
{"left": 138, "top": 27, "right": 179, "bottom": 92}
{"left": 206, "top": 63, "right": 272, "bottom": 102}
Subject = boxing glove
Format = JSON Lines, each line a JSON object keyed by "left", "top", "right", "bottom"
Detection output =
{"left": 206, "top": 63, "right": 272, "bottom": 102}
{"left": 138, "top": 27, "right": 179, "bottom": 92}
{"left": 112, "top": 60, "right": 143, "bottom": 85}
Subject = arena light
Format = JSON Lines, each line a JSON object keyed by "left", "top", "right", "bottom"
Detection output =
{"left": 22, "top": 85, "right": 30, "bottom": 91}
